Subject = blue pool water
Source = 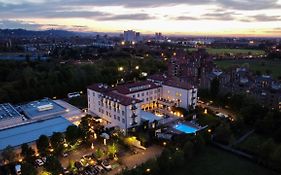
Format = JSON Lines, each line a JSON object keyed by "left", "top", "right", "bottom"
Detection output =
{"left": 173, "top": 123, "right": 198, "bottom": 134}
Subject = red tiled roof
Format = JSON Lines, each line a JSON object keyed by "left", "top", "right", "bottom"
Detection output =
{"left": 163, "top": 79, "right": 194, "bottom": 90}
{"left": 105, "top": 91, "right": 142, "bottom": 106}
{"left": 87, "top": 83, "right": 112, "bottom": 93}
{"left": 115, "top": 81, "right": 161, "bottom": 94}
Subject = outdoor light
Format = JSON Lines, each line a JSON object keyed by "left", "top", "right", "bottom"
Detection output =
{"left": 146, "top": 168, "right": 151, "bottom": 173}
{"left": 121, "top": 41, "right": 125, "bottom": 45}
{"left": 104, "top": 138, "right": 107, "bottom": 145}
{"left": 208, "top": 129, "right": 212, "bottom": 133}
{"left": 118, "top": 67, "right": 124, "bottom": 71}
{"left": 163, "top": 142, "right": 167, "bottom": 146}
{"left": 135, "top": 65, "right": 139, "bottom": 70}
{"left": 204, "top": 109, "right": 208, "bottom": 114}
{"left": 91, "top": 143, "right": 94, "bottom": 149}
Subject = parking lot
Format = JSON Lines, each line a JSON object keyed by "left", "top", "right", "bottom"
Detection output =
{"left": 58, "top": 143, "right": 163, "bottom": 175}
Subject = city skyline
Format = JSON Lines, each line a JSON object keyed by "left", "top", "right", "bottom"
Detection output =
{"left": 0, "top": 0, "right": 281, "bottom": 37}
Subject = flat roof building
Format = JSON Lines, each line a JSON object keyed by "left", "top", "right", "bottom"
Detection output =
{"left": 0, "top": 116, "right": 73, "bottom": 150}
{"left": 20, "top": 98, "right": 67, "bottom": 120}
{"left": 0, "top": 103, "right": 23, "bottom": 129}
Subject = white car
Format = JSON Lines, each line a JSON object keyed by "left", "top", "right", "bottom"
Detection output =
{"left": 101, "top": 160, "right": 112, "bottom": 171}
{"left": 35, "top": 159, "right": 44, "bottom": 166}
{"left": 15, "top": 164, "right": 21, "bottom": 175}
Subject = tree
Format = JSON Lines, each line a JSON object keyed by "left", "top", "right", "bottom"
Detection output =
{"left": 36, "top": 135, "right": 50, "bottom": 156}
{"left": 50, "top": 132, "right": 65, "bottom": 155}
{"left": 95, "top": 148, "right": 104, "bottom": 159}
{"left": 1, "top": 145, "right": 16, "bottom": 163}
{"left": 107, "top": 143, "right": 118, "bottom": 158}
{"left": 65, "top": 125, "right": 80, "bottom": 145}
{"left": 45, "top": 156, "right": 63, "bottom": 174}
{"left": 259, "top": 138, "right": 275, "bottom": 160}
{"left": 210, "top": 77, "right": 220, "bottom": 97}
{"left": 214, "top": 124, "right": 232, "bottom": 145}
{"left": 21, "top": 143, "right": 35, "bottom": 163}
{"left": 21, "top": 162, "right": 37, "bottom": 175}
{"left": 183, "top": 141, "right": 194, "bottom": 160}
{"left": 270, "top": 145, "right": 281, "bottom": 171}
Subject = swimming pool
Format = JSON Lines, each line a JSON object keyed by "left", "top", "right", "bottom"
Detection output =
{"left": 173, "top": 123, "right": 198, "bottom": 134}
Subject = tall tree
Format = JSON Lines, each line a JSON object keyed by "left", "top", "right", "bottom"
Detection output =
{"left": 21, "top": 143, "right": 35, "bottom": 163}
{"left": 1, "top": 145, "right": 16, "bottom": 163}
{"left": 45, "top": 156, "right": 63, "bottom": 174}
{"left": 36, "top": 135, "right": 50, "bottom": 156}
{"left": 65, "top": 125, "right": 80, "bottom": 145}
{"left": 21, "top": 162, "right": 37, "bottom": 175}
{"left": 210, "top": 77, "right": 220, "bottom": 97}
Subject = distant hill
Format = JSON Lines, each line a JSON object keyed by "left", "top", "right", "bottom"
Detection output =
{"left": 0, "top": 28, "right": 97, "bottom": 38}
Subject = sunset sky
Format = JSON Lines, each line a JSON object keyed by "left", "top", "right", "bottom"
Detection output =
{"left": 0, "top": 0, "right": 281, "bottom": 36}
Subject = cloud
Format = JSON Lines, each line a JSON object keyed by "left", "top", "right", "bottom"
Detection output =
{"left": 215, "top": 0, "right": 281, "bottom": 10}
{"left": 97, "top": 13, "right": 155, "bottom": 21}
{"left": 250, "top": 14, "right": 281, "bottom": 22}
{"left": 174, "top": 16, "right": 198, "bottom": 20}
{"left": 0, "top": 19, "right": 43, "bottom": 30}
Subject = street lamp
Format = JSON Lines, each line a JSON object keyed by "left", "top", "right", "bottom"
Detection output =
{"left": 135, "top": 65, "right": 139, "bottom": 70}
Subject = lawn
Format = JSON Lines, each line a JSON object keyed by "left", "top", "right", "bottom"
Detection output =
{"left": 188, "top": 48, "right": 265, "bottom": 56}
{"left": 214, "top": 59, "right": 281, "bottom": 79}
{"left": 176, "top": 146, "right": 278, "bottom": 175}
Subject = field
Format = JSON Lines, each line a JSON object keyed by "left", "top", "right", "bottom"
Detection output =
{"left": 214, "top": 59, "right": 281, "bottom": 79}
{"left": 189, "top": 48, "right": 265, "bottom": 56}
{"left": 176, "top": 146, "right": 278, "bottom": 175}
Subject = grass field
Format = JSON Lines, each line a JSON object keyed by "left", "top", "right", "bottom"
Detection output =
{"left": 214, "top": 59, "right": 281, "bottom": 79}
{"left": 189, "top": 48, "right": 265, "bottom": 56}
{"left": 176, "top": 146, "right": 278, "bottom": 175}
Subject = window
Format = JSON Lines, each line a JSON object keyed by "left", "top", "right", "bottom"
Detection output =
{"left": 122, "top": 111, "right": 125, "bottom": 116}
{"left": 114, "top": 115, "right": 116, "bottom": 119}
{"left": 137, "top": 94, "right": 140, "bottom": 97}
{"left": 117, "top": 116, "right": 120, "bottom": 121}
{"left": 122, "top": 118, "right": 125, "bottom": 123}
{"left": 146, "top": 98, "right": 149, "bottom": 101}
{"left": 93, "top": 92, "right": 95, "bottom": 97}
{"left": 142, "top": 93, "right": 144, "bottom": 96}
{"left": 146, "top": 92, "right": 148, "bottom": 95}
{"left": 133, "top": 95, "right": 135, "bottom": 98}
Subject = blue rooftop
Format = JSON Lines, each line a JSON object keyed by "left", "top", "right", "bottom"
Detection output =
{"left": 20, "top": 98, "right": 66, "bottom": 119}
{"left": 0, "top": 116, "right": 73, "bottom": 150}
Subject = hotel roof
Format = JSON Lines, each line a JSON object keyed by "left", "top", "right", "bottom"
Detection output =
{"left": 0, "top": 116, "right": 73, "bottom": 150}
{"left": 115, "top": 81, "right": 161, "bottom": 94}
{"left": 105, "top": 91, "right": 142, "bottom": 106}
{"left": 163, "top": 79, "right": 194, "bottom": 90}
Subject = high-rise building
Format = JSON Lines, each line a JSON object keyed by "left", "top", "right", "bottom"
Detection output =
{"left": 124, "top": 30, "right": 136, "bottom": 42}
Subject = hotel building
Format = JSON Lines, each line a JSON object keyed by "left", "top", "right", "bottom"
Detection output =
{"left": 87, "top": 79, "right": 197, "bottom": 133}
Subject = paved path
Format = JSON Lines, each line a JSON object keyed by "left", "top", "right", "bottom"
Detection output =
{"left": 231, "top": 129, "right": 255, "bottom": 147}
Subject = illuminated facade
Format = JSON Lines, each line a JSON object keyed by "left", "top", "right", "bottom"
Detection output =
{"left": 87, "top": 80, "right": 197, "bottom": 132}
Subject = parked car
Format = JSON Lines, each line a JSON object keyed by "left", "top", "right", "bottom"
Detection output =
{"left": 41, "top": 157, "right": 47, "bottom": 163}
{"left": 15, "top": 164, "right": 21, "bottom": 175}
{"left": 35, "top": 159, "right": 44, "bottom": 166}
{"left": 62, "top": 152, "right": 69, "bottom": 157}
{"left": 75, "top": 161, "right": 84, "bottom": 171}
{"left": 67, "top": 92, "right": 80, "bottom": 98}
{"left": 101, "top": 160, "right": 112, "bottom": 171}
{"left": 94, "top": 165, "right": 105, "bottom": 173}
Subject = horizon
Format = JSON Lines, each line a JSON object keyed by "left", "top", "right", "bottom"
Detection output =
{"left": 0, "top": 0, "right": 281, "bottom": 37}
